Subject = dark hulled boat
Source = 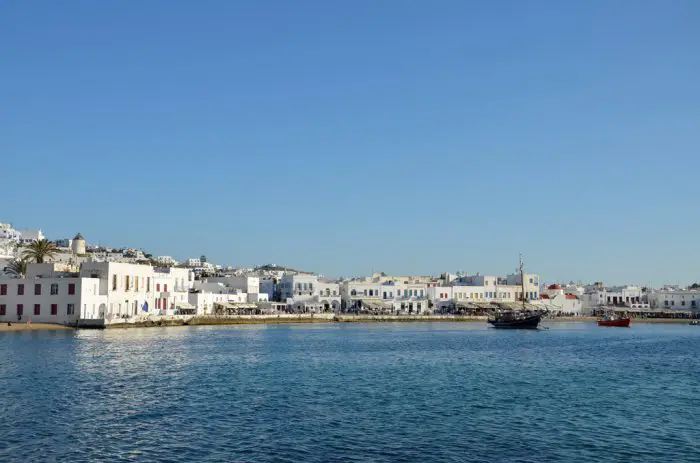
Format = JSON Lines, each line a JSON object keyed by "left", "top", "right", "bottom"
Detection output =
{"left": 488, "top": 311, "right": 542, "bottom": 329}
{"left": 487, "top": 254, "right": 543, "bottom": 330}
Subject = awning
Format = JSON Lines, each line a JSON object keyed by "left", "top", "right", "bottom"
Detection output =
{"left": 215, "top": 302, "right": 236, "bottom": 309}
{"left": 233, "top": 303, "right": 258, "bottom": 309}
{"left": 176, "top": 302, "right": 195, "bottom": 309}
{"left": 362, "top": 301, "right": 393, "bottom": 310}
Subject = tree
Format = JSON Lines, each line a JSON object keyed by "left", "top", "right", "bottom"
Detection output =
{"left": 22, "top": 239, "right": 58, "bottom": 264}
{"left": 4, "top": 258, "right": 28, "bottom": 278}
{"left": 690, "top": 283, "right": 700, "bottom": 290}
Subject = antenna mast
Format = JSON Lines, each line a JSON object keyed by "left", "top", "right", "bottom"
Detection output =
{"left": 520, "top": 253, "right": 526, "bottom": 310}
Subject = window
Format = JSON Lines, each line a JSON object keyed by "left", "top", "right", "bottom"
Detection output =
{"left": 0, "top": 304, "right": 5, "bottom": 315}
{"left": 51, "top": 283, "right": 58, "bottom": 295}
{"left": 664, "top": 300, "right": 669, "bottom": 306}
{"left": 147, "top": 277, "right": 151, "bottom": 292}
{"left": 125, "top": 276, "right": 130, "bottom": 291}
{"left": 135, "top": 277, "right": 139, "bottom": 292}
{"left": 0, "top": 284, "right": 6, "bottom": 295}
{"left": 383, "top": 292, "right": 387, "bottom": 299}
{"left": 34, "top": 304, "right": 40, "bottom": 315}
{"left": 34, "top": 284, "right": 41, "bottom": 295}
{"left": 17, "top": 304, "right": 23, "bottom": 316}
{"left": 156, "top": 283, "right": 161, "bottom": 292}
{"left": 67, "top": 304, "right": 75, "bottom": 315}
{"left": 112, "top": 275, "right": 118, "bottom": 290}
{"left": 68, "top": 283, "right": 76, "bottom": 295}
{"left": 529, "top": 278, "right": 533, "bottom": 284}
{"left": 51, "top": 304, "right": 57, "bottom": 315}
{"left": 17, "top": 284, "right": 24, "bottom": 295}
{"left": 164, "top": 284, "right": 168, "bottom": 292}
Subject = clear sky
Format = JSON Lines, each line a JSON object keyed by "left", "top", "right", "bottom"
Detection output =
{"left": 2, "top": 1, "right": 699, "bottom": 286}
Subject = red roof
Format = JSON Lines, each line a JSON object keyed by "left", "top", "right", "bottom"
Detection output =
{"left": 540, "top": 294, "right": 550, "bottom": 299}
{"left": 565, "top": 294, "right": 578, "bottom": 300}
{"left": 547, "top": 284, "right": 562, "bottom": 290}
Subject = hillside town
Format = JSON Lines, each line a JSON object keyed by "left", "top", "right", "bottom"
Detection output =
{"left": 1, "top": 222, "right": 698, "bottom": 327}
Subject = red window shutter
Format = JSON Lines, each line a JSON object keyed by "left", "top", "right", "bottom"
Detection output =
{"left": 17, "top": 304, "right": 23, "bottom": 316}
{"left": 156, "top": 284, "right": 160, "bottom": 292}
{"left": 164, "top": 284, "right": 168, "bottom": 292}
{"left": 68, "top": 283, "right": 76, "bottom": 295}
{"left": 0, "top": 284, "right": 6, "bottom": 295}
{"left": 51, "top": 304, "right": 58, "bottom": 315}
{"left": 35, "top": 284, "right": 41, "bottom": 295}
{"left": 18, "top": 284, "right": 24, "bottom": 295}
{"left": 0, "top": 304, "right": 6, "bottom": 315}
{"left": 34, "top": 304, "right": 40, "bottom": 315}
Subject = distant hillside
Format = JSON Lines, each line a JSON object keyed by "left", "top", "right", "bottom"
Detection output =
{"left": 255, "top": 264, "right": 308, "bottom": 273}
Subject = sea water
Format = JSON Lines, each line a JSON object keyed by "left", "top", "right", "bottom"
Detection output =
{"left": 1, "top": 322, "right": 699, "bottom": 462}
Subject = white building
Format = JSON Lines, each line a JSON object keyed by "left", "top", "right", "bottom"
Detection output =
{"left": 340, "top": 279, "right": 429, "bottom": 314}
{"left": 280, "top": 274, "right": 340, "bottom": 313}
{"left": 581, "top": 284, "right": 643, "bottom": 313}
{"left": 1, "top": 261, "right": 197, "bottom": 325}
{"left": 205, "top": 276, "right": 260, "bottom": 294}
{"left": 648, "top": 289, "right": 700, "bottom": 312}
{"left": 151, "top": 266, "right": 194, "bottom": 315}
{"left": 0, "top": 264, "right": 105, "bottom": 325}
{"left": 427, "top": 286, "right": 455, "bottom": 311}
{"left": 540, "top": 284, "right": 583, "bottom": 316}
{"left": 186, "top": 258, "right": 202, "bottom": 268}
{"left": 18, "top": 229, "right": 45, "bottom": 244}
{"left": 156, "top": 256, "right": 177, "bottom": 266}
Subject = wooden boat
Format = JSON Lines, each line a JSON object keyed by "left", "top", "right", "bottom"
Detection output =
{"left": 488, "top": 254, "right": 543, "bottom": 330}
{"left": 488, "top": 312, "right": 541, "bottom": 329}
{"left": 597, "top": 316, "right": 631, "bottom": 327}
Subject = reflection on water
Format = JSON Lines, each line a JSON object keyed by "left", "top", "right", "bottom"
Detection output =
{"left": 1, "top": 323, "right": 699, "bottom": 462}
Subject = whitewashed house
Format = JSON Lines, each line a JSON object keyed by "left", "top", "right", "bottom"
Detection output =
{"left": 540, "top": 285, "right": 583, "bottom": 316}
{"left": 648, "top": 289, "right": 700, "bottom": 312}
{"left": 0, "top": 264, "right": 105, "bottom": 325}
{"left": 280, "top": 274, "right": 340, "bottom": 313}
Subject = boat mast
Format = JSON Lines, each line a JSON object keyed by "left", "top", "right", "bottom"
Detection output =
{"left": 520, "top": 253, "right": 526, "bottom": 310}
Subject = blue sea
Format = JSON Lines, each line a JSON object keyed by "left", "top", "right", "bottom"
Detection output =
{"left": 1, "top": 322, "right": 699, "bottom": 462}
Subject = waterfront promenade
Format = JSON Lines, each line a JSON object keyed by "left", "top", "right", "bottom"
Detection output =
{"left": 3, "top": 315, "right": 695, "bottom": 331}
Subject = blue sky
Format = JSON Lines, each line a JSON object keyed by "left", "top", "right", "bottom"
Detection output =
{"left": 2, "top": 1, "right": 699, "bottom": 285}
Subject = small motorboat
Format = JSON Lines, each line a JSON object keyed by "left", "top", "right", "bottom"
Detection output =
{"left": 597, "top": 316, "right": 631, "bottom": 327}
{"left": 689, "top": 320, "right": 700, "bottom": 326}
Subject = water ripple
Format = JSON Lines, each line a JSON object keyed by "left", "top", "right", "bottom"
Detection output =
{"left": 1, "top": 323, "right": 699, "bottom": 462}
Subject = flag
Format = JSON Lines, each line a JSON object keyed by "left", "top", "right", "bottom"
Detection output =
{"left": 142, "top": 302, "right": 149, "bottom": 312}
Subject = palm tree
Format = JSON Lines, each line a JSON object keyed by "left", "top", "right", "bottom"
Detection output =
{"left": 4, "top": 258, "right": 28, "bottom": 278}
{"left": 22, "top": 239, "right": 58, "bottom": 264}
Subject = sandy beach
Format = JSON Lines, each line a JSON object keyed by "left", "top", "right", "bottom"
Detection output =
{"left": 0, "top": 323, "right": 75, "bottom": 332}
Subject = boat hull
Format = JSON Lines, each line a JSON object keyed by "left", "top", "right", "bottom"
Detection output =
{"left": 597, "top": 318, "right": 631, "bottom": 327}
{"left": 488, "top": 314, "right": 542, "bottom": 329}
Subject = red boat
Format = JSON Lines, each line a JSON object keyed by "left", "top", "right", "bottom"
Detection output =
{"left": 597, "top": 317, "right": 631, "bottom": 327}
